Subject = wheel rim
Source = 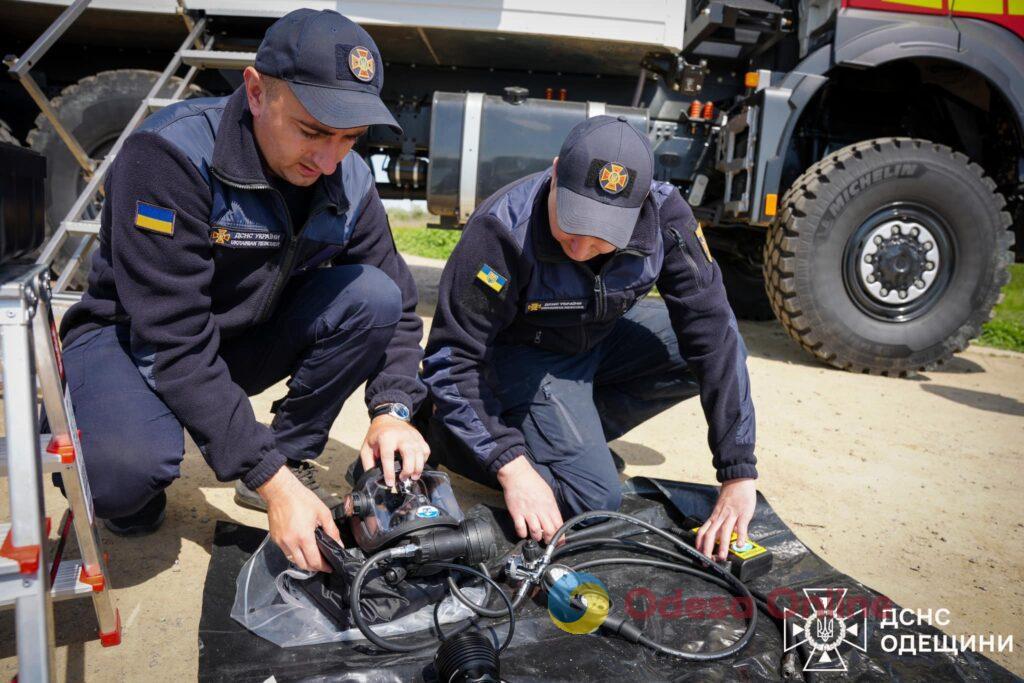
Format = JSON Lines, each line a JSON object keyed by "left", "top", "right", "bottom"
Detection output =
{"left": 842, "top": 202, "right": 955, "bottom": 322}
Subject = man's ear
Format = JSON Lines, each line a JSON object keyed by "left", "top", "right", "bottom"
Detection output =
{"left": 551, "top": 156, "right": 559, "bottom": 181}
{"left": 242, "top": 67, "right": 266, "bottom": 118}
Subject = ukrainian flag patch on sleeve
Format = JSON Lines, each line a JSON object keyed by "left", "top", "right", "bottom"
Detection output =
{"left": 134, "top": 201, "right": 176, "bottom": 236}
{"left": 476, "top": 264, "right": 508, "bottom": 293}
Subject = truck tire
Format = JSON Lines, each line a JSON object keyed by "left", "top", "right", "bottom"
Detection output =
{"left": 27, "top": 69, "right": 206, "bottom": 234}
{"left": 764, "top": 137, "right": 1014, "bottom": 375}
{"left": 718, "top": 253, "right": 774, "bottom": 321}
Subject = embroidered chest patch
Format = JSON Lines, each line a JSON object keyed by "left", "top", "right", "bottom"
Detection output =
{"left": 525, "top": 300, "right": 587, "bottom": 313}
{"left": 209, "top": 227, "right": 283, "bottom": 249}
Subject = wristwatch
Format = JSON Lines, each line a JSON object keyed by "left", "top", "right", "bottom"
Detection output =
{"left": 370, "top": 402, "right": 411, "bottom": 422}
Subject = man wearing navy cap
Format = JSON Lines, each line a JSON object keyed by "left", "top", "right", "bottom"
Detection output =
{"left": 58, "top": 10, "right": 428, "bottom": 572}
{"left": 422, "top": 116, "right": 758, "bottom": 561}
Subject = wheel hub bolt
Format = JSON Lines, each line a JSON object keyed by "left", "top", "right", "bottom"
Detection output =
{"left": 898, "top": 290, "right": 908, "bottom": 299}
{"left": 891, "top": 225, "right": 901, "bottom": 236}
{"left": 880, "top": 288, "right": 889, "bottom": 296}
{"left": 915, "top": 279, "right": 925, "bottom": 289}
{"left": 874, "top": 236, "right": 883, "bottom": 245}
{"left": 864, "top": 254, "right": 874, "bottom": 263}
{"left": 867, "top": 274, "right": 876, "bottom": 283}
{"left": 925, "top": 262, "right": 935, "bottom": 271}
{"left": 910, "top": 227, "right": 920, "bottom": 237}
{"left": 923, "top": 241, "right": 933, "bottom": 250}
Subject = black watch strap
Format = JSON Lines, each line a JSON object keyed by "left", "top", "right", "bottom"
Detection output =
{"left": 370, "top": 402, "right": 411, "bottom": 422}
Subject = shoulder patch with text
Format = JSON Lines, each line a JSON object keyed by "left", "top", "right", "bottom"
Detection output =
{"left": 134, "top": 201, "right": 175, "bottom": 236}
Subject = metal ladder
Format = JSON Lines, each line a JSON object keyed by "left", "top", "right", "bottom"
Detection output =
{"left": 0, "top": 263, "right": 121, "bottom": 681}
{"left": 5, "top": 0, "right": 257, "bottom": 311}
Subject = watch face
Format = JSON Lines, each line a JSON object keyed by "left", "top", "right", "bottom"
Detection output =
{"left": 392, "top": 404, "right": 411, "bottom": 420}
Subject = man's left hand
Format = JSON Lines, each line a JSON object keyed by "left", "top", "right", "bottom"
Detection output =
{"left": 696, "top": 478, "right": 756, "bottom": 561}
{"left": 360, "top": 416, "right": 430, "bottom": 487}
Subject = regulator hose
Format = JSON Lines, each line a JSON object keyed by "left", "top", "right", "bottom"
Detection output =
{"left": 349, "top": 546, "right": 515, "bottom": 653}
{"left": 353, "top": 510, "right": 762, "bottom": 661}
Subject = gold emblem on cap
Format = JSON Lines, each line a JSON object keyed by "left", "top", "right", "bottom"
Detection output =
{"left": 598, "top": 162, "right": 629, "bottom": 195}
{"left": 348, "top": 46, "right": 375, "bottom": 82}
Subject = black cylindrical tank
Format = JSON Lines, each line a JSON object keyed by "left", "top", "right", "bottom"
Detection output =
{"left": 427, "top": 92, "right": 648, "bottom": 220}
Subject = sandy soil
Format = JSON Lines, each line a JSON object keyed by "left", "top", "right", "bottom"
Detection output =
{"left": 1, "top": 255, "right": 1021, "bottom": 680}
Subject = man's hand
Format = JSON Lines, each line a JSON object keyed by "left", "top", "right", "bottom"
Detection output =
{"left": 696, "top": 478, "right": 756, "bottom": 561}
{"left": 497, "top": 455, "right": 563, "bottom": 544}
{"left": 258, "top": 466, "right": 341, "bottom": 573}
{"left": 360, "top": 415, "right": 430, "bottom": 487}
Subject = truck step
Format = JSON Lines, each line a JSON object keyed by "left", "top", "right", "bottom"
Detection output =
{"left": 683, "top": 0, "right": 788, "bottom": 59}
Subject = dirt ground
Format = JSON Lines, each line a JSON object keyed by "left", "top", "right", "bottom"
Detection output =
{"left": 1, "top": 254, "right": 1022, "bottom": 680}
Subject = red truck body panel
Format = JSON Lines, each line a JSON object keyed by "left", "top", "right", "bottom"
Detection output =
{"left": 842, "top": 0, "right": 1024, "bottom": 39}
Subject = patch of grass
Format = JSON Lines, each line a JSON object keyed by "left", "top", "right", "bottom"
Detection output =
{"left": 978, "top": 263, "right": 1024, "bottom": 353}
{"left": 390, "top": 223, "right": 461, "bottom": 261}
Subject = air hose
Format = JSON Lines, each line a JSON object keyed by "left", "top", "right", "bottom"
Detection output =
{"left": 350, "top": 509, "right": 767, "bottom": 662}
{"left": 349, "top": 545, "right": 516, "bottom": 653}
{"left": 447, "top": 509, "right": 763, "bottom": 661}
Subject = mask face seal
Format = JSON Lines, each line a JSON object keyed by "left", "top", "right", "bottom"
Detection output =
{"left": 343, "top": 463, "right": 465, "bottom": 552}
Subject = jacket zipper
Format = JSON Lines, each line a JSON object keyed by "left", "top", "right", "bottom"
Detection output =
{"left": 593, "top": 274, "right": 605, "bottom": 319}
{"left": 588, "top": 247, "right": 642, "bottom": 320}
{"left": 211, "top": 169, "right": 314, "bottom": 324}
{"left": 668, "top": 227, "right": 704, "bottom": 291}
{"left": 571, "top": 248, "right": 642, "bottom": 352}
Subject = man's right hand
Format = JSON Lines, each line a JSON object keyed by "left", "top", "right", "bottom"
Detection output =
{"left": 497, "top": 455, "right": 563, "bottom": 544}
{"left": 258, "top": 465, "right": 341, "bottom": 573}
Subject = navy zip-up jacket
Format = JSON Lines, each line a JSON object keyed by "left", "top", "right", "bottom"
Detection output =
{"left": 422, "top": 170, "right": 756, "bottom": 482}
{"left": 60, "top": 87, "right": 425, "bottom": 490}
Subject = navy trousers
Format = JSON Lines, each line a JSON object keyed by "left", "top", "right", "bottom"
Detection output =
{"left": 426, "top": 299, "right": 702, "bottom": 517}
{"left": 59, "top": 265, "right": 402, "bottom": 519}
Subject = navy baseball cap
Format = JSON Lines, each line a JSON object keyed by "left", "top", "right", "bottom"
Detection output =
{"left": 555, "top": 115, "right": 654, "bottom": 249}
{"left": 254, "top": 9, "right": 401, "bottom": 134}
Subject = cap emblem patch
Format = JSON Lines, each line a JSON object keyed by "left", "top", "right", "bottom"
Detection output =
{"left": 598, "top": 162, "right": 630, "bottom": 195}
{"left": 348, "top": 46, "right": 375, "bottom": 82}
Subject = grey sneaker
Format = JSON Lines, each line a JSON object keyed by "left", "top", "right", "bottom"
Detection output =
{"left": 234, "top": 460, "right": 342, "bottom": 513}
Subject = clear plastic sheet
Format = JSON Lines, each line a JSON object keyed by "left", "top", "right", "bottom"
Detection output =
{"left": 230, "top": 535, "right": 484, "bottom": 648}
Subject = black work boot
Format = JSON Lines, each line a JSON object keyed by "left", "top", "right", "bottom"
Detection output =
{"left": 103, "top": 491, "right": 167, "bottom": 537}
{"left": 234, "top": 459, "right": 341, "bottom": 513}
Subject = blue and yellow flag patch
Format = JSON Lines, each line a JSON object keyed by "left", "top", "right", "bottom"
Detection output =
{"left": 134, "top": 201, "right": 175, "bottom": 236}
{"left": 476, "top": 264, "right": 507, "bottom": 293}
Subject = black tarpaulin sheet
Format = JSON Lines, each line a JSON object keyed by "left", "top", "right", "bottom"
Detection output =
{"left": 198, "top": 478, "right": 1018, "bottom": 682}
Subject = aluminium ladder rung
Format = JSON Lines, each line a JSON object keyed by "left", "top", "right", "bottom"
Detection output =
{"left": 145, "top": 97, "right": 178, "bottom": 112}
{"left": 50, "top": 559, "right": 95, "bottom": 602}
{"left": 61, "top": 220, "right": 100, "bottom": 235}
{"left": 0, "top": 522, "right": 22, "bottom": 577}
{"left": 0, "top": 435, "right": 65, "bottom": 478}
{"left": 180, "top": 49, "right": 255, "bottom": 70}
{"left": 0, "top": 545, "right": 94, "bottom": 603}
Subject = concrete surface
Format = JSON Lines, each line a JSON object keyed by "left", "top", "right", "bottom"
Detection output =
{"left": 2, "top": 254, "right": 1022, "bottom": 680}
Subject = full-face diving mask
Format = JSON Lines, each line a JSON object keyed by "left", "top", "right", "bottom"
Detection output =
{"left": 342, "top": 461, "right": 467, "bottom": 552}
